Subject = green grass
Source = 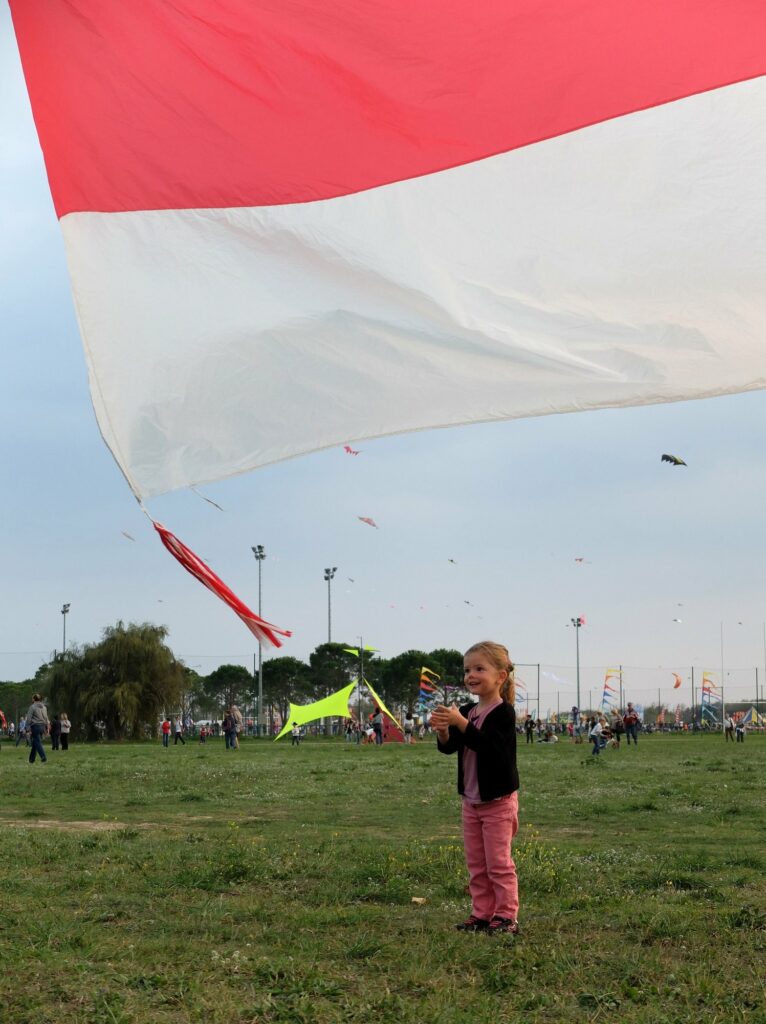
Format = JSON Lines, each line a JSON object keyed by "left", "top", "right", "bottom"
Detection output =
{"left": 0, "top": 734, "right": 764, "bottom": 1023}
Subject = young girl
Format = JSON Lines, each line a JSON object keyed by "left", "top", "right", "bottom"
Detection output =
{"left": 431, "top": 641, "right": 520, "bottom": 935}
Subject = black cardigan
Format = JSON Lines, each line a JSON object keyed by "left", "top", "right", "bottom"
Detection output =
{"left": 437, "top": 701, "right": 519, "bottom": 802}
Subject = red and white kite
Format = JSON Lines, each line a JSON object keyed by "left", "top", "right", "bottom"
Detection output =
{"left": 9, "top": 1, "right": 766, "bottom": 503}
{"left": 343, "top": 445, "right": 361, "bottom": 456}
{"left": 358, "top": 517, "right": 379, "bottom": 529}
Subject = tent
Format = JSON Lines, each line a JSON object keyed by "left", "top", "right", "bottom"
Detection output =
{"left": 741, "top": 706, "right": 765, "bottom": 727}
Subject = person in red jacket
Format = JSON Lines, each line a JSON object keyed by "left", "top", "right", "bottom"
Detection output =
{"left": 432, "top": 641, "right": 520, "bottom": 935}
{"left": 623, "top": 703, "right": 640, "bottom": 746}
{"left": 161, "top": 718, "right": 171, "bottom": 748}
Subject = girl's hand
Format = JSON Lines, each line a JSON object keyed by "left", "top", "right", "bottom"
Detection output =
{"left": 431, "top": 704, "right": 466, "bottom": 732}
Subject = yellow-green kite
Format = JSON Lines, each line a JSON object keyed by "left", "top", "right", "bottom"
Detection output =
{"left": 364, "top": 679, "right": 402, "bottom": 732}
{"left": 274, "top": 682, "right": 356, "bottom": 740}
{"left": 274, "top": 678, "right": 401, "bottom": 740}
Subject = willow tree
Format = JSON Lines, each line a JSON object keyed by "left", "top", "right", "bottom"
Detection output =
{"left": 47, "top": 621, "right": 185, "bottom": 740}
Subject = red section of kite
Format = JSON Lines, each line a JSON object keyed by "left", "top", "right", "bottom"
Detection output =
{"left": 358, "top": 516, "right": 379, "bottom": 529}
{"left": 153, "top": 520, "right": 291, "bottom": 648}
{"left": 10, "top": 1, "right": 765, "bottom": 216}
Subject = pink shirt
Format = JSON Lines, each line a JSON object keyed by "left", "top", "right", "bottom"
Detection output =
{"left": 462, "top": 699, "right": 503, "bottom": 802}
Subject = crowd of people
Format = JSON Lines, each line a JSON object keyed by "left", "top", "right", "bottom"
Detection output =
{"left": 1, "top": 694, "right": 754, "bottom": 759}
{"left": 0, "top": 694, "right": 72, "bottom": 764}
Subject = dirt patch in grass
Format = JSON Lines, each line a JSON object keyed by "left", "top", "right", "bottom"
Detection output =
{"left": 0, "top": 817, "right": 155, "bottom": 832}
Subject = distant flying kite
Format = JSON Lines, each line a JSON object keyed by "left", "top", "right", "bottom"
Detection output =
{"left": 358, "top": 516, "right": 379, "bottom": 529}
{"left": 121, "top": 531, "right": 136, "bottom": 542}
{"left": 672, "top": 673, "right": 682, "bottom": 688}
{"left": 347, "top": 577, "right": 355, "bottom": 583}
{"left": 463, "top": 600, "right": 473, "bottom": 606}
{"left": 344, "top": 445, "right": 361, "bottom": 455}
{"left": 448, "top": 558, "right": 457, "bottom": 565}
{"left": 673, "top": 618, "right": 682, "bottom": 623}
{"left": 661, "top": 454, "right": 687, "bottom": 466}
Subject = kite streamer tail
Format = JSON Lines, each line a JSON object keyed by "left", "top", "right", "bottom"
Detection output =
{"left": 151, "top": 519, "right": 291, "bottom": 648}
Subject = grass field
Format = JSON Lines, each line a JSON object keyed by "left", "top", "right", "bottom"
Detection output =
{"left": 0, "top": 733, "right": 764, "bottom": 1024}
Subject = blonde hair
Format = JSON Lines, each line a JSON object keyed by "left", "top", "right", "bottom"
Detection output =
{"left": 464, "top": 641, "right": 515, "bottom": 703}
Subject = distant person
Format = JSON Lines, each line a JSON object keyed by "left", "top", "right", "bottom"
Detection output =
{"left": 611, "top": 711, "right": 624, "bottom": 749}
{"left": 371, "top": 708, "right": 384, "bottom": 745}
{"left": 735, "top": 719, "right": 745, "bottom": 743}
{"left": 199, "top": 725, "right": 208, "bottom": 744}
{"left": 50, "top": 715, "right": 62, "bottom": 751}
{"left": 291, "top": 724, "right": 301, "bottom": 747}
{"left": 589, "top": 716, "right": 604, "bottom": 755}
{"left": 433, "top": 641, "right": 520, "bottom": 935}
{"left": 173, "top": 719, "right": 186, "bottom": 745}
{"left": 26, "top": 693, "right": 49, "bottom": 765}
{"left": 222, "top": 709, "right": 237, "bottom": 750}
{"left": 724, "top": 714, "right": 735, "bottom": 742}
{"left": 60, "top": 713, "right": 71, "bottom": 750}
{"left": 403, "top": 710, "right": 415, "bottom": 744}
{"left": 623, "top": 703, "right": 640, "bottom": 746}
{"left": 15, "top": 716, "right": 29, "bottom": 747}
{"left": 230, "top": 705, "right": 244, "bottom": 748}
{"left": 524, "top": 715, "right": 534, "bottom": 744}
{"left": 161, "top": 719, "right": 171, "bottom": 748}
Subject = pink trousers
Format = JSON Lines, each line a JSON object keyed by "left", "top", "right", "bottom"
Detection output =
{"left": 461, "top": 791, "right": 519, "bottom": 921}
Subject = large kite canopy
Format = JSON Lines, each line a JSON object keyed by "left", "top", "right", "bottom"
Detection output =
{"left": 9, "top": 1, "right": 766, "bottom": 501}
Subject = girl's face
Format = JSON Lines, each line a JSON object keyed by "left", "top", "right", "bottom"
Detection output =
{"left": 464, "top": 652, "right": 507, "bottom": 703}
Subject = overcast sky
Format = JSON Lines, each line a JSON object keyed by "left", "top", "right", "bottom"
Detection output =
{"left": 2, "top": 7, "right": 765, "bottom": 713}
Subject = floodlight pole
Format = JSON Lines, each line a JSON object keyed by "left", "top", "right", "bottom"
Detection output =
{"left": 571, "top": 617, "right": 583, "bottom": 713}
{"left": 252, "top": 546, "right": 266, "bottom": 737}
{"left": 61, "top": 603, "right": 70, "bottom": 657}
{"left": 324, "top": 567, "right": 337, "bottom": 642}
{"left": 720, "top": 621, "right": 725, "bottom": 722}
{"left": 358, "top": 636, "right": 365, "bottom": 724}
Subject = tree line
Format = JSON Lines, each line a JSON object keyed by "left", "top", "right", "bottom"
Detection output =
{"left": 0, "top": 621, "right": 463, "bottom": 741}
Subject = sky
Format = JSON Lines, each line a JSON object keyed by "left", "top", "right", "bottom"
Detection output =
{"left": 1, "top": 6, "right": 765, "bottom": 713}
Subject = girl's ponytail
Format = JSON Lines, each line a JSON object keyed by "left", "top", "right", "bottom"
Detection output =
{"left": 501, "top": 662, "right": 516, "bottom": 705}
